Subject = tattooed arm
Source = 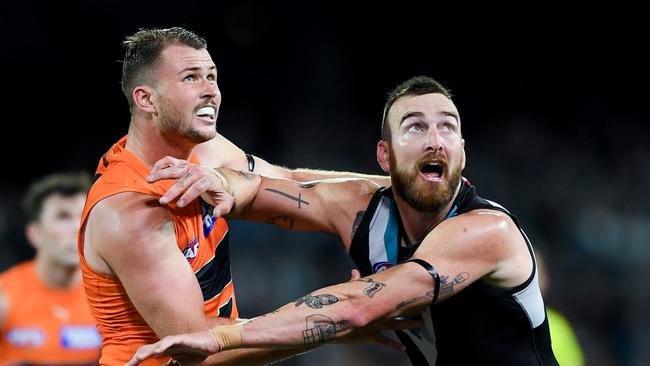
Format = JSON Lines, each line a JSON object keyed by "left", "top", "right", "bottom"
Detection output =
{"left": 150, "top": 161, "right": 378, "bottom": 249}
{"left": 126, "top": 206, "right": 533, "bottom": 364}
{"left": 193, "top": 133, "right": 391, "bottom": 186}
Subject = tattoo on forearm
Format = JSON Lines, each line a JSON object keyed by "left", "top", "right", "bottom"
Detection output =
{"left": 396, "top": 290, "right": 435, "bottom": 309}
{"left": 439, "top": 272, "right": 469, "bottom": 298}
{"left": 302, "top": 315, "right": 350, "bottom": 345}
{"left": 354, "top": 278, "right": 386, "bottom": 298}
{"left": 351, "top": 211, "right": 365, "bottom": 239}
{"left": 236, "top": 170, "right": 257, "bottom": 181}
{"left": 395, "top": 271, "right": 470, "bottom": 309}
{"left": 295, "top": 294, "right": 339, "bottom": 309}
{"left": 265, "top": 188, "right": 310, "bottom": 208}
{"left": 265, "top": 215, "right": 295, "bottom": 229}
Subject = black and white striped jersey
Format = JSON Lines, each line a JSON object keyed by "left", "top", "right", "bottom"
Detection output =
{"left": 349, "top": 178, "right": 558, "bottom": 366}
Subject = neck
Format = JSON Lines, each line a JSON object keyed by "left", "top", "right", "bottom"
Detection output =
{"left": 35, "top": 255, "right": 81, "bottom": 289}
{"left": 392, "top": 183, "right": 461, "bottom": 245}
{"left": 125, "top": 116, "right": 194, "bottom": 167}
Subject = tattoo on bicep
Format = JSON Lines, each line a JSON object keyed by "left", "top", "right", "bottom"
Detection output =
{"left": 265, "top": 188, "right": 310, "bottom": 208}
{"left": 265, "top": 216, "right": 295, "bottom": 229}
{"left": 295, "top": 294, "right": 339, "bottom": 309}
{"left": 236, "top": 170, "right": 257, "bottom": 181}
{"left": 350, "top": 211, "right": 365, "bottom": 239}
{"left": 439, "top": 272, "right": 469, "bottom": 298}
{"left": 354, "top": 277, "right": 386, "bottom": 298}
{"left": 302, "top": 315, "right": 350, "bottom": 345}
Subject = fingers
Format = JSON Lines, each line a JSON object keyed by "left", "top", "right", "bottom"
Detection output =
{"left": 212, "top": 192, "right": 234, "bottom": 218}
{"left": 160, "top": 166, "right": 218, "bottom": 206}
{"left": 148, "top": 156, "right": 190, "bottom": 183}
{"left": 349, "top": 269, "right": 362, "bottom": 281}
{"left": 125, "top": 343, "right": 159, "bottom": 366}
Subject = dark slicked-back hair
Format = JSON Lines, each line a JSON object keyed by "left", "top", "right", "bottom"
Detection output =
{"left": 22, "top": 172, "right": 92, "bottom": 223}
{"left": 121, "top": 27, "right": 207, "bottom": 110}
{"left": 381, "top": 76, "right": 453, "bottom": 141}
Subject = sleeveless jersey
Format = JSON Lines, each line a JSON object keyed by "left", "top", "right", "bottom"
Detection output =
{"left": 349, "top": 178, "right": 558, "bottom": 365}
{"left": 0, "top": 261, "right": 101, "bottom": 365}
{"left": 77, "top": 136, "right": 237, "bottom": 365}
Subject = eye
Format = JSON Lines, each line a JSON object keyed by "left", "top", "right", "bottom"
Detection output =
{"left": 407, "top": 123, "right": 426, "bottom": 133}
{"left": 207, "top": 73, "right": 216, "bottom": 81}
{"left": 183, "top": 74, "right": 196, "bottom": 82}
{"left": 441, "top": 121, "right": 457, "bottom": 132}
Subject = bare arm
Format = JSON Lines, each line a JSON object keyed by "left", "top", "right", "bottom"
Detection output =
{"left": 126, "top": 211, "right": 532, "bottom": 363}
{"left": 193, "top": 133, "right": 391, "bottom": 186}
{"left": 150, "top": 163, "right": 378, "bottom": 249}
{"left": 0, "top": 287, "right": 8, "bottom": 330}
{"left": 84, "top": 192, "right": 217, "bottom": 336}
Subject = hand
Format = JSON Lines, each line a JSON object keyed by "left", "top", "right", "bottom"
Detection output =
{"left": 147, "top": 156, "right": 234, "bottom": 218}
{"left": 125, "top": 329, "right": 221, "bottom": 366}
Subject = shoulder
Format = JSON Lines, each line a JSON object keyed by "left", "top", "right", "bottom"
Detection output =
{"left": 427, "top": 209, "right": 520, "bottom": 261}
{"left": 87, "top": 191, "right": 173, "bottom": 250}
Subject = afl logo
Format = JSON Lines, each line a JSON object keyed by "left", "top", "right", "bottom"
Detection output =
{"left": 183, "top": 236, "right": 200, "bottom": 263}
{"left": 372, "top": 261, "right": 393, "bottom": 273}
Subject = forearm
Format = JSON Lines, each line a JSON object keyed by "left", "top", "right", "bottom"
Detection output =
{"left": 200, "top": 346, "right": 315, "bottom": 365}
{"left": 228, "top": 265, "right": 432, "bottom": 349}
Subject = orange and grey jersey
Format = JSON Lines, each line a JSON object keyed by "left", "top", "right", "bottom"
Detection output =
{"left": 77, "top": 136, "right": 237, "bottom": 366}
{"left": 0, "top": 261, "right": 101, "bottom": 365}
{"left": 349, "top": 178, "right": 558, "bottom": 366}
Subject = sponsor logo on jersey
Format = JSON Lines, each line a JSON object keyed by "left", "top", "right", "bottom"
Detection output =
{"left": 6, "top": 327, "right": 45, "bottom": 347}
{"left": 372, "top": 261, "right": 393, "bottom": 273}
{"left": 183, "top": 236, "right": 200, "bottom": 263}
{"left": 200, "top": 198, "right": 216, "bottom": 237}
{"left": 60, "top": 326, "right": 102, "bottom": 349}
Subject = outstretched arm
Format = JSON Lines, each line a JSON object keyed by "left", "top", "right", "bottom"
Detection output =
{"left": 126, "top": 210, "right": 529, "bottom": 364}
{"left": 193, "top": 133, "right": 391, "bottom": 186}
{"left": 149, "top": 159, "right": 378, "bottom": 248}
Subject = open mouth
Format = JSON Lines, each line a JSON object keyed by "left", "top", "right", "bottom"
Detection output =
{"left": 419, "top": 162, "right": 444, "bottom": 181}
{"left": 195, "top": 106, "right": 216, "bottom": 121}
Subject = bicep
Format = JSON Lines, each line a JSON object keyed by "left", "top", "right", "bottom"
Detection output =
{"left": 411, "top": 212, "right": 516, "bottom": 302}
{"left": 89, "top": 195, "right": 209, "bottom": 336}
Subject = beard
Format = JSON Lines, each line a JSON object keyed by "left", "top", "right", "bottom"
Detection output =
{"left": 390, "top": 150, "right": 462, "bottom": 213}
{"left": 157, "top": 96, "right": 216, "bottom": 144}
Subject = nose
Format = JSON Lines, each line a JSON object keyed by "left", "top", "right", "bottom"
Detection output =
{"left": 200, "top": 78, "right": 220, "bottom": 101}
{"left": 424, "top": 129, "right": 442, "bottom": 152}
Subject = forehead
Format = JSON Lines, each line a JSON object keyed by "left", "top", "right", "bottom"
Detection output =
{"left": 41, "top": 193, "right": 86, "bottom": 212}
{"left": 158, "top": 44, "right": 214, "bottom": 72}
{"left": 388, "top": 93, "right": 459, "bottom": 125}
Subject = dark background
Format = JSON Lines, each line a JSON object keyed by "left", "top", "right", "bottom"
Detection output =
{"left": 1, "top": 1, "right": 648, "bottom": 365}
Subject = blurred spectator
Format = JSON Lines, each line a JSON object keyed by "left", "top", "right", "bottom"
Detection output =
{"left": 0, "top": 172, "right": 100, "bottom": 365}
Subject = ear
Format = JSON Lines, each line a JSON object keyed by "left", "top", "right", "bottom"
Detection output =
{"left": 461, "top": 138, "right": 466, "bottom": 170}
{"left": 132, "top": 85, "right": 158, "bottom": 114}
{"left": 25, "top": 223, "right": 41, "bottom": 250}
{"left": 377, "top": 140, "right": 391, "bottom": 173}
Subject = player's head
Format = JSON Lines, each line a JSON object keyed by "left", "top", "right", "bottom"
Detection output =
{"left": 122, "top": 27, "right": 220, "bottom": 144}
{"left": 23, "top": 172, "right": 91, "bottom": 268}
{"left": 377, "top": 76, "right": 465, "bottom": 212}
